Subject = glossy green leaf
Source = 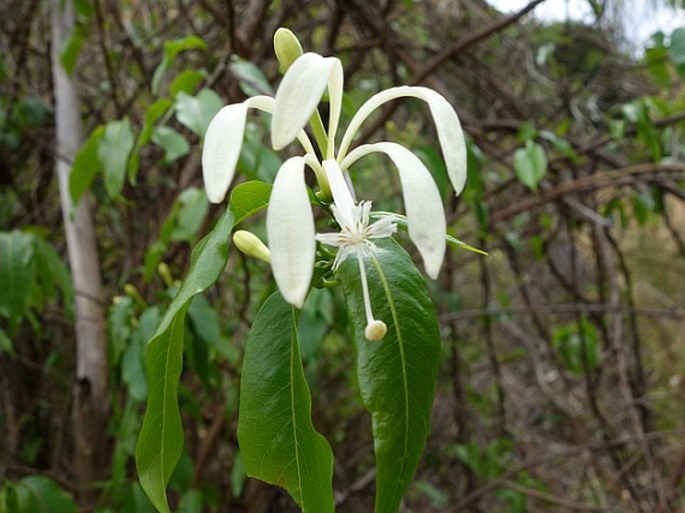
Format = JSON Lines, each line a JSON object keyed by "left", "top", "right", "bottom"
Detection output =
{"left": 13, "top": 476, "right": 77, "bottom": 513}
{"left": 98, "top": 118, "right": 135, "bottom": 198}
{"left": 514, "top": 140, "right": 547, "bottom": 191}
{"left": 69, "top": 125, "right": 104, "bottom": 205}
{"left": 237, "top": 292, "right": 335, "bottom": 513}
{"left": 152, "top": 36, "right": 208, "bottom": 94}
{"left": 337, "top": 238, "right": 440, "bottom": 513}
{"left": 0, "top": 231, "right": 35, "bottom": 329}
{"left": 230, "top": 181, "right": 272, "bottom": 225}
{"left": 136, "top": 206, "right": 234, "bottom": 513}
{"left": 175, "top": 88, "right": 223, "bottom": 138}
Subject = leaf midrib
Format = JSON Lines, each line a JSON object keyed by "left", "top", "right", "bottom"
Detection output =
{"left": 371, "top": 254, "right": 410, "bottom": 504}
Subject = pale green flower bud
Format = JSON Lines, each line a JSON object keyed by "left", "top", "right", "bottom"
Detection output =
{"left": 233, "top": 230, "right": 271, "bottom": 264}
{"left": 274, "top": 28, "right": 303, "bottom": 73}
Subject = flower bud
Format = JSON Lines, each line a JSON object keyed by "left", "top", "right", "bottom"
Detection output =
{"left": 274, "top": 28, "right": 303, "bottom": 73}
{"left": 365, "top": 320, "right": 387, "bottom": 341}
{"left": 233, "top": 230, "right": 271, "bottom": 264}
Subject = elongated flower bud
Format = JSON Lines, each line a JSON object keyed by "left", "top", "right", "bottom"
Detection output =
{"left": 274, "top": 28, "right": 303, "bottom": 73}
{"left": 233, "top": 230, "right": 271, "bottom": 264}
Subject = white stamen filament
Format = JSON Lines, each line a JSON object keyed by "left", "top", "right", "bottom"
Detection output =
{"left": 356, "top": 249, "right": 387, "bottom": 341}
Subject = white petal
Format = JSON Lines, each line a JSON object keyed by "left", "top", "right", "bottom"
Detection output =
{"left": 202, "top": 103, "right": 248, "bottom": 203}
{"left": 271, "top": 53, "right": 337, "bottom": 150}
{"left": 323, "top": 159, "right": 355, "bottom": 226}
{"left": 344, "top": 142, "right": 446, "bottom": 279}
{"left": 338, "top": 85, "right": 467, "bottom": 196}
{"left": 326, "top": 59, "right": 344, "bottom": 157}
{"left": 266, "top": 157, "right": 316, "bottom": 308}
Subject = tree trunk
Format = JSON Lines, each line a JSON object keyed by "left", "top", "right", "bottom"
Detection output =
{"left": 50, "top": 0, "right": 109, "bottom": 508}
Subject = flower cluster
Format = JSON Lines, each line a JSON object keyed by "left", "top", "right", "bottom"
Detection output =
{"left": 202, "top": 29, "right": 467, "bottom": 340}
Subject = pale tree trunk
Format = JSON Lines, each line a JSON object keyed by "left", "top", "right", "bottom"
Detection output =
{"left": 50, "top": 0, "right": 109, "bottom": 507}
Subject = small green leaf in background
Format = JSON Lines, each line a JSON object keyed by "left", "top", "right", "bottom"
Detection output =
{"left": 175, "top": 88, "right": 223, "bottom": 138}
{"left": 338, "top": 238, "right": 441, "bottom": 513}
{"left": 128, "top": 98, "right": 173, "bottom": 182}
{"left": 59, "top": 24, "right": 87, "bottom": 76}
{"left": 237, "top": 292, "right": 335, "bottom": 513}
{"left": 98, "top": 118, "right": 135, "bottom": 198}
{"left": 0, "top": 231, "right": 35, "bottom": 330}
{"left": 69, "top": 125, "right": 105, "bottom": 205}
{"left": 12, "top": 476, "right": 77, "bottom": 513}
{"left": 170, "top": 188, "right": 208, "bottom": 242}
{"left": 136, "top": 206, "right": 234, "bottom": 513}
{"left": 514, "top": 140, "right": 547, "bottom": 191}
{"left": 152, "top": 126, "right": 190, "bottom": 165}
{"left": 645, "top": 33, "right": 671, "bottom": 88}
{"left": 0, "top": 326, "right": 14, "bottom": 356}
{"left": 668, "top": 27, "right": 685, "bottom": 78}
{"left": 170, "top": 69, "right": 206, "bottom": 98}
{"left": 152, "top": 35, "right": 208, "bottom": 94}
{"left": 552, "top": 317, "right": 599, "bottom": 375}
{"left": 229, "top": 55, "right": 274, "bottom": 96}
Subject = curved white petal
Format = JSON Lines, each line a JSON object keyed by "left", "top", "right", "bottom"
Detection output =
{"left": 202, "top": 103, "right": 248, "bottom": 203}
{"left": 266, "top": 157, "right": 316, "bottom": 308}
{"left": 326, "top": 59, "right": 344, "bottom": 158}
{"left": 202, "top": 96, "right": 318, "bottom": 204}
{"left": 338, "top": 85, "right": 467, "bottom": 196}
{"left": 271, "top": 53, "right": 338, "bottom": 150}
{"left": 343, "top": 142, "right": 446, "bottom": 279}
{"left": 323, "top": 159, "right": 355, "bottom": 226}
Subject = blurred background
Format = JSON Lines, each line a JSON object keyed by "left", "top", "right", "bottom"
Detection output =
{"left": 1, "top": 0, "right": 684, "bottom": 511}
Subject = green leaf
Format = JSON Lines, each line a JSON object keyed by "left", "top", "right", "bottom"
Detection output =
{"left": 337, "top": 238, "right": 441, "bottom": 513}
{"left": 174, "top": 88, "right": 223, "bottom": 138}
{"left": 59, "top": 24, "right": 87, "bottom": 76}
{"left": 14, "top": 476, "right": 77, "bottom": 513}
{"left": 170, "top": 188, "right": 208, "bottom": 242}
{"left": 128, "top": 99, "right": 173, "bottom": 182}
{"left": 0, "top": 231, "right": 35, "bottom": 329}
{"left": 152, "top": 126, "right": 190, "bottom": 165}
{"left": 669, "top": 27, "right": 685, "bottom": 78}
{"left": 170, "top": 69, "right": 207, "bottom": 98}
{"left": 230, "top": 55, "right": 274, "bottom": 96}
{"left": 136, "top": 206, "right": 234, "bottom": 513}
{"left": 32, "top": 236, "right": 74, "bottom": 319}
{"left": 237, "top": 292, "right": 335, "bottom": 513}
{"left": 69, "top": 125, "right": 104, "bottom": 205}
{"left": 230, "top": 180, "right": 272, "bottom": 224}
{"left": 514, "top": 140, "right": 547, "bottom": 191}
{"left": 0, "top": 326, "right": 14, "bottom": 356}
{"left": 98, "top": 118, "right": 135, "bottom": 198}
{"left": 152, "top": 36, "right": 208, "bottom": 95}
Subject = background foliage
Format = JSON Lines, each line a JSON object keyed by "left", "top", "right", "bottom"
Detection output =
{"left": 1, "top": 0, "right": 684, "bottom": 511}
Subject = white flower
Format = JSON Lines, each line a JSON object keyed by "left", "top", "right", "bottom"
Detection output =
{"left": 316, "top": 160, "right": 397, "bottom": 340}
{"left": 202, "top": 41, "right": 468, "bottom": 311}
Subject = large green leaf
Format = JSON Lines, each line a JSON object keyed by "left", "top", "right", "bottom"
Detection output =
{"left": 0, "top": 231, "right": 35, "bottom": 329}
{"left": 174, "top": 88, "right": 223, "bottom": 138}
{"left": 136, "top": 205, "right": 235, "bottom": 513}
{"left": 237, "top": 292, "right": 334, "bottom": 513}
{"left": 337, "top": 238, "right": 441, "bottom": 513}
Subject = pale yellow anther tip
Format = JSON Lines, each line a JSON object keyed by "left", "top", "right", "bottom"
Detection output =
{"left": 365, "top": 320, "right": 387, "bottom": 341}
